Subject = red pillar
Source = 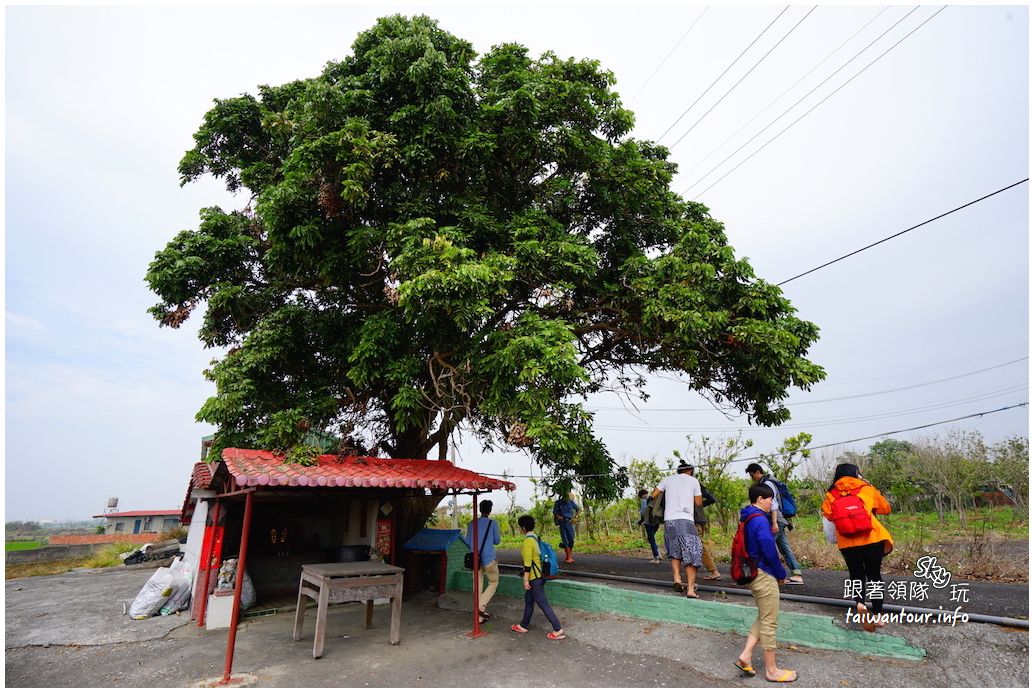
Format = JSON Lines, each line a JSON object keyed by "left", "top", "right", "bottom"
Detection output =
{"left": 197, "top": 499, "right": 221, "bottom": 628}
{"left": 220, "top": 491, "right": 254, "bottom": 684}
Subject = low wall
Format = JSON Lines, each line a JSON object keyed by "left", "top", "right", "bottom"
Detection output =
{"left": 6, "top": 544, "right": 103, "bottom": 565}
{"left": 449, "top": 566, "right": 926, "bottom": 661}
{"left": 49, "top": 533, "right": 161, "bottom": 546}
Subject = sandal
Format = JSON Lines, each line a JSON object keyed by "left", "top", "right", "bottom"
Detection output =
{"left": 685, "top": 592, "right": 700, "bottom": 599}
{"left": 479, "top": 610, "right": 492, "bottom": 620}
{"left": 784, "top": 575, "right": 804, "bottom": 585}
{"left": 673, "top": 582, "right": 687, "bottom": 593}
{"left": 546, "top": 631, "right": 566, "bottom": 640}
{"left": 703, "top": 573, "right": 722, "bottom": 581}
{"left": 734, "top": 659, "right": 756, "bottom": 677}
{"left": 510, "top": 624, "right": 528, "bottom": 634}
{"left": 765, "top": 670, "right": 798, "bottom": 683}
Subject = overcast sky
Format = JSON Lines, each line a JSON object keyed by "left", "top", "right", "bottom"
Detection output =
{"left": 5, "top": 3, "right": 1028, "bottom": 521}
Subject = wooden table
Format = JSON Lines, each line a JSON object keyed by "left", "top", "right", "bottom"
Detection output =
{"left": 292, "top": 562, "right": 405, "bottom": 659}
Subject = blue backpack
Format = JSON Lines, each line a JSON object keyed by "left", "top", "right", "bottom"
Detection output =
{"left": 529, "top": 533, "right": 559, "bottom": 578}
{"left": 765, "top": 476, "right": 798, "bottom": 518}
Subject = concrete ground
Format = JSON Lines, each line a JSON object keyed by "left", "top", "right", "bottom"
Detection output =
{"left": 5, "top": 565, "right": 1029, "bottom": 687}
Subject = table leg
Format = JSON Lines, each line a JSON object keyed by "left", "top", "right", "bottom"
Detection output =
{"left": 364, "top": 600, "right": 374, "bottom": 629}
{"left": 293, "top": 576, "right": 307, "bottom": 641}
{"left": 389, "top": 580, "right": 402, "bottom": 645}
{"left": 313, "top": 582, "right": 330, "bottom": 659}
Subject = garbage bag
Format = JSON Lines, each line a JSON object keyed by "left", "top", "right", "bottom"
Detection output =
{"left": 822, "top": 516, "right": 838, "bottom": 544}
{"left": 128, "top": 566, "right": 173, "bottom": 619}
{"left": 159, "top": 557, "right": 192, "bottom": 615}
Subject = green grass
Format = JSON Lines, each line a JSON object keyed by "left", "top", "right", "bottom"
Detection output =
{"left": 488, "top": 505, "right": 1028, "bottom": 582}
{"left": 5, "top": 541, "right": 43, "bottom": 552}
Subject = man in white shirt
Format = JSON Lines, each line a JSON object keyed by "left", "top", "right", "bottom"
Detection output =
{"left": 651, "top": 460, "right": 704, "bottom": 598}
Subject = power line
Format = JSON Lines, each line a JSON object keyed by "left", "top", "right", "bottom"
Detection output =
{"left": 667, "top": 6, "right": 818, "bottom": 149}
{"left": 777, "top": 178, "right": 1030, "bottom": 285}
{"left": 689, "top": 5, "right": 946, "bottom": 198}
{"left": 479, "top": 402, "right": 1029, "bottom": 480}
{"left": 674, "top": 5, "right": 890, "bottom": 185}
{"left": 595, "top": 382, "right": 1027, "bottom": 432}
{"left": 628, "top": 7, "right": 710, "bottom": 104}
{"left": 679, "top": 5, "right": 921, "bottom": 197}
{"left": 657, "top": 6, "right": 790, "bottom": 143}
{"left": 589, "top": 356, "right": 1028, "bottom": 412}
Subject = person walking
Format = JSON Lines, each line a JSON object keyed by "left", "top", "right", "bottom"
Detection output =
{"left": 510, "top": 515, "right": 565, "bottom": 640}
{"left": 821, "top": 462, "right": 894, "bottom": 633}
{"left": 651, "top": 460, "right": 703, "bottom": 598}
{"left": 746, "top": 463, "right": 804, "bottom": 584}
{"left": 735, "top": 484, "right": 798, "bottom": 683}
{"left": 637, "top": 489, "right": 661, "bottom": 563}
{"left": 465, "top": 499, "right": 501, "bottom": 623}
{"left": 686, "top": 467, "right": 722, "bottom": 581}
{"left": 553, "top": 490, "right": 580, "bottom": 564}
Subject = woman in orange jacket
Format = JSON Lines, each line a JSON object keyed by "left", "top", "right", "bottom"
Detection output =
{"left": 821, "top": 463, "right": 893, "bottom": 632}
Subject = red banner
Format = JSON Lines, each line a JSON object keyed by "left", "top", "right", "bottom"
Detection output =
{"left": 376, "top": 518, "right": 393, "bottom": 563}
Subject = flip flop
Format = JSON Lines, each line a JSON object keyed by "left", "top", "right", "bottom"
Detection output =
{"left": 685, "top": 592, "right": 700, "bottom": 599}
{"left": 510, "top": 624, "right": 528, "bottom": 634}
{"left": 673, "top": 582, "right": 686, "bottom": 593}
{"left": 765, "top": 670, "right": 799, "bottom": 683}
{"left": 703, "top": 574, "right": 722, "bottom": 581}
{"left": 734, "top": 660, "right": 756, "bottom": 677}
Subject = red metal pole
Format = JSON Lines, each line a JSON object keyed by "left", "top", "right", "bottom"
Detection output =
{"left": 221, "top": 490, "right": 254, "bottom": 684}
{"left": 197, "top": 499, "right": 220, "bottom": 628}
{"left": 467, "top": 492, "right": 486, "bottom": 638}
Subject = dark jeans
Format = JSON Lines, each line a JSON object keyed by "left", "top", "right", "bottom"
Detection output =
{"left": 644, "top": 523, "right": 660, "bottom": 558}
{"left": 521, "top": 577, "right": 562, "bottom": 631}
{"left": 558, "top": 520, "right": 575, "bottom": 549}
{"left": 841, "top": 541, "right": 886, "bottom": 613}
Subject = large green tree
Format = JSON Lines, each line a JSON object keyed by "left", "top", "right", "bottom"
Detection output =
{"left": 146, "top": 15, "right": 825, "bottom": 497}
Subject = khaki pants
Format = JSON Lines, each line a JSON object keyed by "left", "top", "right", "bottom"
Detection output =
{"left": 477, "top": 560, "right": 500, "bottom": 610}
{"left": 748, "top": 570, "right": 780, "bottom": 651}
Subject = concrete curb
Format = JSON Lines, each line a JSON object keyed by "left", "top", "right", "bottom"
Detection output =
{"left": 450, "top": 569, "right": 927, "bottom": 660}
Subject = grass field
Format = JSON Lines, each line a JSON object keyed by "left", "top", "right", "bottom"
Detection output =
{"left": 489, "top": 505, "right": 1028, "bottom": 582}
{"left": 5, "top": 541, "right": 44, "bottom": 552}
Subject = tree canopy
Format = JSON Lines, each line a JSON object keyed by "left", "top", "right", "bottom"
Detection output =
{"left": 146, "top": 15, "right": 825, "bottom": 498}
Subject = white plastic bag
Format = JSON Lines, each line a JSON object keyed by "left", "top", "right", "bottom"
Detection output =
{"left": 128, "top": 566, "right": 173, "bottom": 619}
{"left": 159, "top": 558, "right": 192, "bottom": 615}
{"left": 822, "top": 516, "right": 838, "bottom": 544}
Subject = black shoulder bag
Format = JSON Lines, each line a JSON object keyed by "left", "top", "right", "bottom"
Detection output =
{"left": 464, "top": 521, "right": 492, "bottom": 570}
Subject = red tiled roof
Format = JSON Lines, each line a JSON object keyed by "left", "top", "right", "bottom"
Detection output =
{"left": 180, "top": 461, "right": 215, "bottom": 524}
{"left": 93, "top": 510, "right": 182, "bottom": 519}
{"left": 221, "top": 448, "right": 516, "bottom": 491}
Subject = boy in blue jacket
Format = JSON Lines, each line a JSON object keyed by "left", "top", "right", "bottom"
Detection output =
{"left": 734, "top": 484, "right": 798, "bottom": 683}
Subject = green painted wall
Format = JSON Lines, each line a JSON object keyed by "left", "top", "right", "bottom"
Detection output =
{"left": 450, "top": 567, "right": 926, "bottom": 661}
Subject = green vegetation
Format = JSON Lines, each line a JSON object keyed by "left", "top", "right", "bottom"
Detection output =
{"left": 5, "top": 541, "right": 43, "bottom": 552}
{"left": 146, "top": 14, "right": 825, "bottom": 501}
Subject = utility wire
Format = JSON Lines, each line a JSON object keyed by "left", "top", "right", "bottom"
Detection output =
{"left": 589, "top": 356, "right": 1028, "bottom": 412}
{"left": 777, "top": 178, "right": 1029, "bottom": 285}
{"left": 668, "top": 6, "right": 818, "bottom": 149}
{"left": 675, "top": 6, "right": 890, "bottom": 184}
{"left": 481, "top": 402, "right": 1029, "bottom": 479}
{"left": 690, "top": 5, "right": 946, "bottom": 198}
{"left": 657, "top": 6, "right": 790, "bottom": 143}
{"left": 680, "top": 5, "right": 921, "bottom": 197}
{"left": 628, "top": 7, "right": 710, "bottom": 104}
{"left": 595, "top": 383, "right": 1027, "bottom": 432}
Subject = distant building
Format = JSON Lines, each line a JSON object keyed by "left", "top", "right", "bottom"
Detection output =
{"left": 93, "top": 509, "right": 182, "bottom": 535}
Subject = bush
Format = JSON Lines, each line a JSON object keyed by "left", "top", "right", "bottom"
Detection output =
{"left": 82, "top": 542, "right": 141, "bottom": 569}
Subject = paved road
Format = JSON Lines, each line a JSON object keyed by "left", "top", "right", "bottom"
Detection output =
{"left": 496, "top": 549, "right": 1028, "bottom": 620}
{"left": 6, "top": 565, "right": 1029, "bottom": 687}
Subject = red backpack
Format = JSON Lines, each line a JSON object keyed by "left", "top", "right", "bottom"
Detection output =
{"left": 730, "top": 512, "right": 765, "bottom": 585}
{"left": 830, "top": 487, "right": 873, "bottom": 536}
